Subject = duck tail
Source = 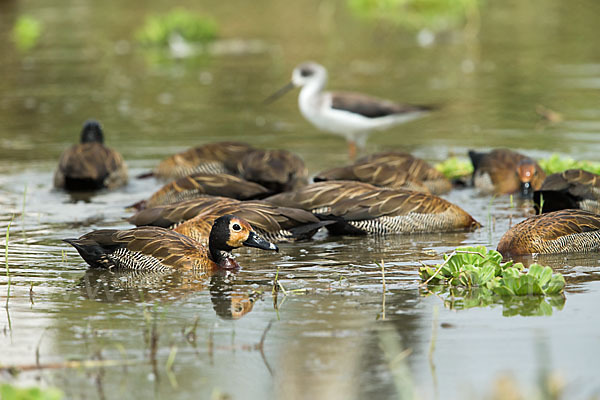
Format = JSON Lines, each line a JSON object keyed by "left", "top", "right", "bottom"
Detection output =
{"left": 287, "top": 220, "right": 336, "bottom": 240}
{"left": 126, "top": 200, "right": 147, "bottom": 211}
{"left": 312, "top": 214, "right": 367, "bottom": 235}
{"left": 63, "top": 238, "right": 113, "bottom": 269}
{"left": 467, "top": 150, "right": 484, "bottom": 171}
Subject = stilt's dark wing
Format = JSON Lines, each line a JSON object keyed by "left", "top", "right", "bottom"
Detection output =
{"left": 330, "top": 91, "right": 434, "bottom": 118}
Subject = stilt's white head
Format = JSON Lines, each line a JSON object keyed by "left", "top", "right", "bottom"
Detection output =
{"left": 292, "top": 62, "right": 327, "bottom": 88}
{"left": 264, "top": 61, "right": 328, "bottom": 105}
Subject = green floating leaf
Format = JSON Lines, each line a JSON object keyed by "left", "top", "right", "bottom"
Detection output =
{"left": 499, "top": 275, "right": 544, "bottom": 296}
{"left": 435, "top": 157, "right": 474, "bottom": 180}
{"left": 420, "top": 245, "right": 567, "bottom": 316}
{"left": 538, "top": 153, "right": 600, "bottom": 175}
{"left": 12, "top": 16, "right": 42, "bottom": 52}
{"left": 136, "top": 8, "right": 218, "bottom": 47}
{"left": 546, "top": 274, "right": 566, "bottom": 295}
{"left": 0, "top": 384, "right": 63, "bottom": 400}
{"left": 527, "top": 264, "right": 553, "bottom": 287}
{"left": 477, "top": 263, "right": 496, "bottom": 285}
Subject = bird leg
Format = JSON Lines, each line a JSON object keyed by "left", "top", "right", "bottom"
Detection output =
{"left": 348, "top": 140, "right": 357, "bottom": 160}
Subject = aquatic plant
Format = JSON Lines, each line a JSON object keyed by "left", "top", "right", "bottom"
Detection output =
{"left": 0, "top": 384, "right": 63, "bottom": 400}
{"left": 538, "top": 153, "right": 600, "bottom": 175}
{"left": 136, "top": 9, "right": 218, "bottom": 47}
{"left": 12, "top": 16, "right": 42, "bottom": 51}
{"left": 348, "top": 0, "right": 480, "bottom": 31}
{"left": 422, "top": 285, "right": 565, "bottom": 316}
{"left": 420, "top": 246, "right": 565, "bottom": 315}
{"left": 420, "top": 246, "right": 565, "bottom": 296}
{"left": 434, "top": 157, "right": 473, "bottom": 180}
{"left": 437, "top": 154, "right": 600, "bottom": 183}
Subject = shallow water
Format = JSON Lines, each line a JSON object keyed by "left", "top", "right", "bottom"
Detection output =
{"left": 2, "top": 0, "right": 600, "bottom": 399}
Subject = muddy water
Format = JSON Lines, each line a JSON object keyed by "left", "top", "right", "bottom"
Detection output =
{"left": 1, "top": 0, "right": 600, "bottom": 399}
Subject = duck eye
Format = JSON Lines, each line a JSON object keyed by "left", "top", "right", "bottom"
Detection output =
{"left": 232, "top": 223, "right": 242, "bottom": 232}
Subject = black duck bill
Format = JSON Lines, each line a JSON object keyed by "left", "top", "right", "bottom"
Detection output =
{"left": 242, "top": 231, "right": 279, "bottom": 252}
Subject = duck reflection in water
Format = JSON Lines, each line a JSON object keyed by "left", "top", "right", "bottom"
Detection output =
{"left": 66, "top": 214, "right": 278, "bottom": 319}
{"left": 78, "top": 268, "right": 262, "bottom": 320}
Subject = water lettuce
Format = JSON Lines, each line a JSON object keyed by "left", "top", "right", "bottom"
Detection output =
{"left": 420, "top": 246, "right": 566, "bottom": 315}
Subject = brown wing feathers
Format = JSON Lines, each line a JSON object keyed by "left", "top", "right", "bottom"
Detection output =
{"left": 497, "top": 209, "right": 600, "bottom": 256}
{"left": 315, "top": 153, "right": 450, "bottom": 194}
{"left": 56, "top": 143, "right": 127, "bottom": 190}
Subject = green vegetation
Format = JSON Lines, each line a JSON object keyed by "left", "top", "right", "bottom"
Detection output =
{"left": 423, "top": 285, "right": 565, "bottom": 316}
{"left": 420, "top": 246, "right": 565, "bottom": 295}
{"left": 436, "top": 154, "right": 600, "bottom": 180}
{"left": 348, "top": 0, "right": 479, "bottom": 31}
{"left": 538, "top": 153, "right": 600, "bottom": 175}
{"left": 136, "top": 9, "right": 218, "bottom": 46}
{"left": 435, "top": 157, "right": 473, "bottom": 180}
{"left": 12, "top": 16, "right": 42, "bottom": 51}
{"left": 420, "top": 246, "right": 566, "bottom": 315}
{"left": 0, "top": 384, "right": 63, "bottom": 400}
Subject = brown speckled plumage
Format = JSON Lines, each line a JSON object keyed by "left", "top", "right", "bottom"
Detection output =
{"left": 152, "top": 141, "right": 256, "bottom": 180}
{"left": 534, "top": 169, "right": 600, "bottom": 214}
{"left": 321, "top": 188, "right": 480, "bottom": 235}
{"left": 65, "top": 227, "right": 212, "bottom": 272}
{"left": 148, "top": 143, "right": 308, "bottom": 195}
{"left": 358, "top": 152, "right": 451, "bottom": 194}
{"left": 314, "top": 161, "right": 430, "bottom": 193}
{"left": 128, "top": 196, "right": 327, "bottom": 243}
{"left": 497, "top": 209, "right": 600, "bottom": 256}
{"left": 236, "top": 149, "right": 308, "bottom": 192}
{"left": 317, "top": 152, "right": 451, "bottom": 194}
{"left": 265, "top": 181, "right": 479, "bottom": 235}
{"left": 131, "top": 173, "right": 270, "bottom": 210}
{"left": 264, "top": 181, "right": 379, "bottom": 213}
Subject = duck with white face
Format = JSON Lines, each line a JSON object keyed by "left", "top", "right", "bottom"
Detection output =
{"left": 265, "top": 61, "right": 434, "bottom": 159}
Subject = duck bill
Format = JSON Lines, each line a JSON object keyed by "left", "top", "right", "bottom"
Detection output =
{"left": 263, "top": 81, "right": 295, "bottom": 105}
{"left": 243, "top": 231, "right": 279, "bottom": 252}
{"left": 519, "top": 181, "right": 533, "bottom": 198}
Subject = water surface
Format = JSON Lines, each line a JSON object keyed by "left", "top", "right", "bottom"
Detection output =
{"left": 1, "top": 0, "right": 600, "bottom": 398}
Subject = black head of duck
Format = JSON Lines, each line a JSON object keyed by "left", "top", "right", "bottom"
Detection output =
{"left": 208, "top": 214, "right": 279, "bottom": 268}
{"left": 64, "top": 215, "right": 278, "bottom": 272}
{"left": 80, "top": 119, "right": 104, "bottom": 144}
